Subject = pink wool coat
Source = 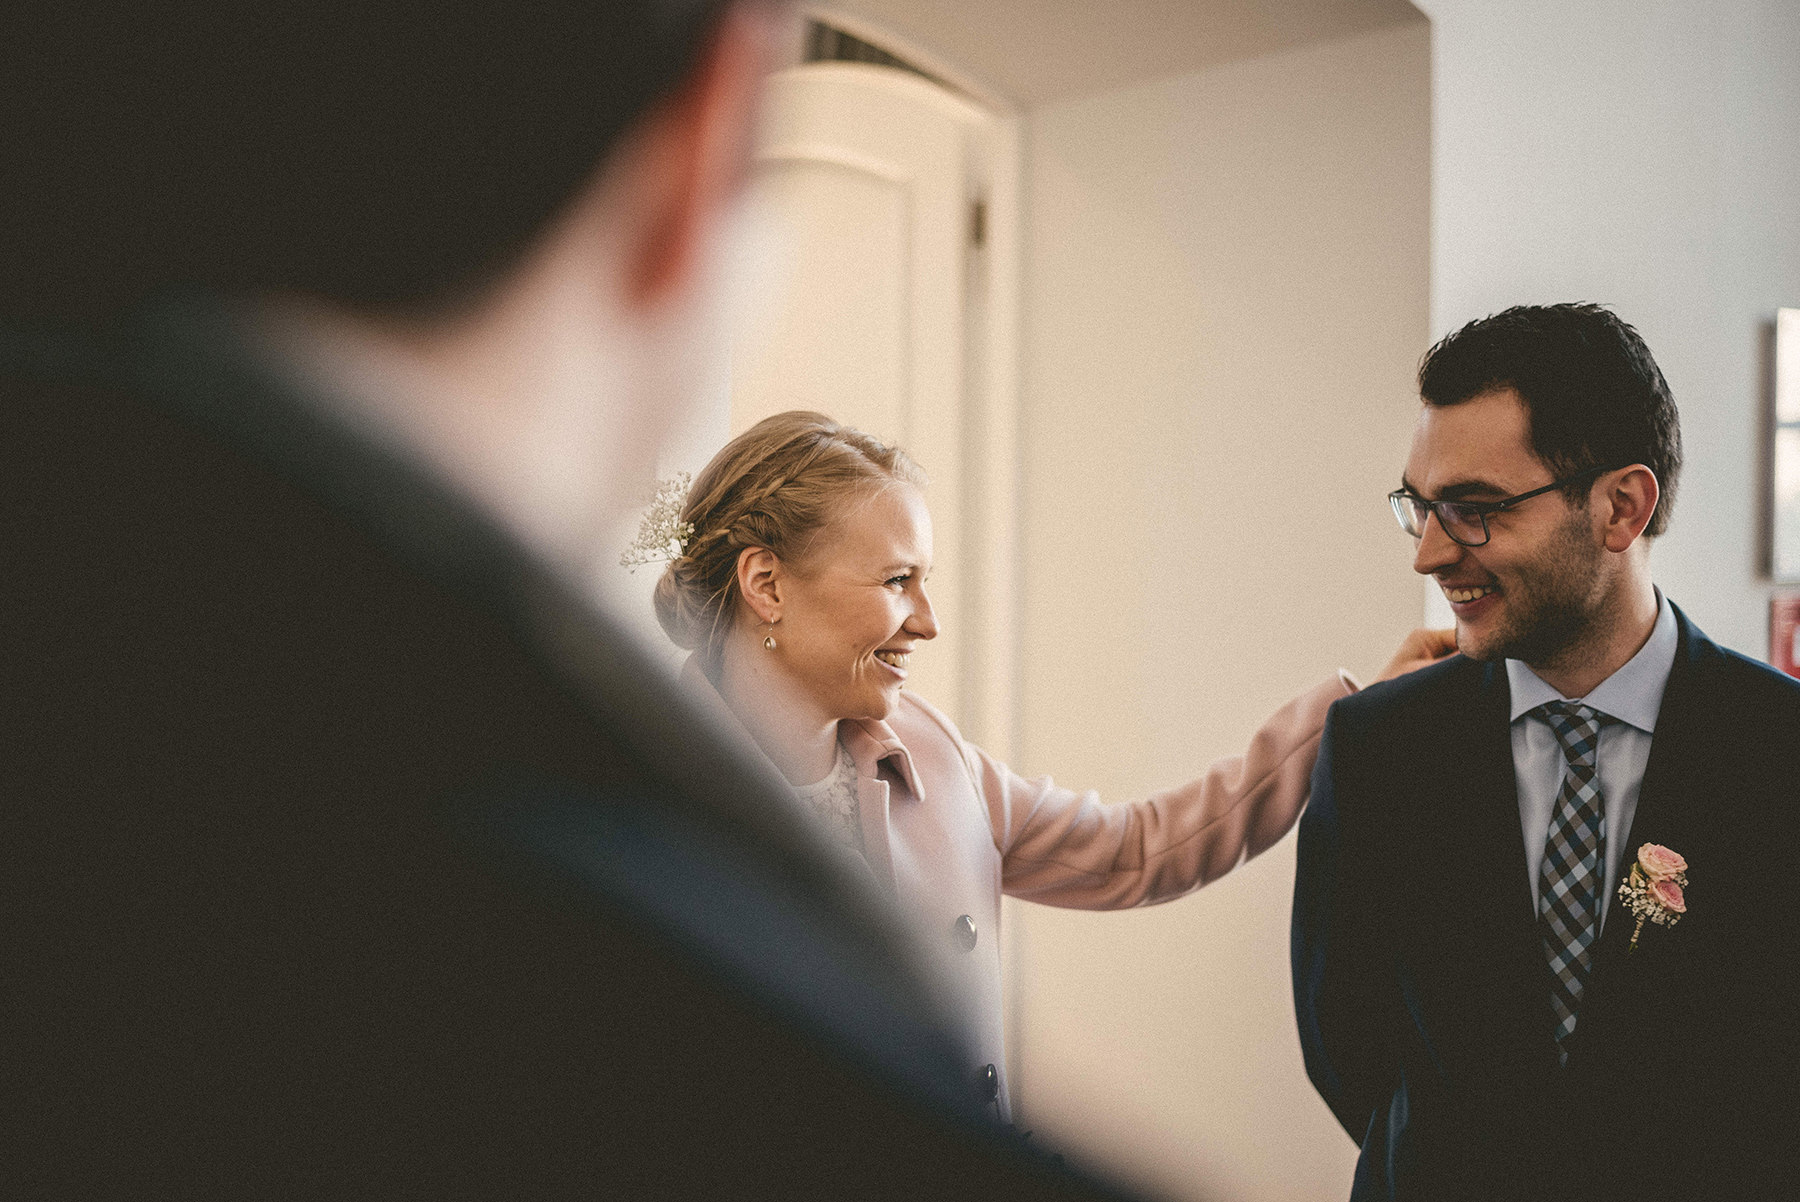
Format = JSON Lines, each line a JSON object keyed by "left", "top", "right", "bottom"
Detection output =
{"left": 682, "top": 658, "right": 1353, "bottom": 1118}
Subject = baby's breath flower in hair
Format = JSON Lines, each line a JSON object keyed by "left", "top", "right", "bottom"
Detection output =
{"left": 649, "top": 412, "right": 925, "bottom": 656}
{"left": 620, "top": 471, "right": 695, "bottom": 571}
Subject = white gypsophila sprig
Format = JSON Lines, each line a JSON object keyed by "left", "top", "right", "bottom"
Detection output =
{"left": 620, "top": 471, "right": 696, "bottom": 572}
{"left": 1618, "top": 869, "right": 1688, "bottom": 929}
{"left": 1617, "top": 849, "right": 1689, "bottom": 953}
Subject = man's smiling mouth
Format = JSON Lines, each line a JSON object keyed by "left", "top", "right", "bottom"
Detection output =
{"left": 1442, "top": 585, "right": 1496, "bottom": 604}
{"left": 874, "top": 650, "right": 909, "bottom": 669}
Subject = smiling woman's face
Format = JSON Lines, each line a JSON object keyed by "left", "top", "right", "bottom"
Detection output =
{"left": 773, "top": 481, "right": 939, "bottom": 723}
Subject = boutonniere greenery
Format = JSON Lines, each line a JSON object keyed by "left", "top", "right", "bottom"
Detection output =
{"left": 1617, "top": 843, "right": 1688, "bottom": 953}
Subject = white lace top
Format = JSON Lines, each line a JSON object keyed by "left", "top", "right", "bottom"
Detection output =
{"left": 791, "top": 741, "right": 865, "bottom": 858}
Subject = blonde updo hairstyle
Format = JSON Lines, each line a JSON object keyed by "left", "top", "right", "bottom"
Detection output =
{"left": 655, "top": 410, "right": 925, "bottom": 664}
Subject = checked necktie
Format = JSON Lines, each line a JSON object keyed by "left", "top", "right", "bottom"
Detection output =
{"left": 1535, "top": 701, "right": 1611, "bottom": 1067}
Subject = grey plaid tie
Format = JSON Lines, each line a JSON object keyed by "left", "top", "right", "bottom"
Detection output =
{"left": 1535, "top": 701, "right": 1610, "bottom": 1066}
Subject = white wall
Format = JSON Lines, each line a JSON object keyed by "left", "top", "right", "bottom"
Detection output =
{"left": 1006, "top": 5, "right": 1800, "bottom": 1199}
{"left": 1416, "top": 0, "right": 1800, "bottom": 651}
{"left": 1011, "top": 23, "right": 1429, "bottom": 1201}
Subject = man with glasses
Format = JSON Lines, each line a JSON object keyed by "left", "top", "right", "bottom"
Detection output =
{"left": 1292, "top": 304, "right": 1799, "bottom": 1201}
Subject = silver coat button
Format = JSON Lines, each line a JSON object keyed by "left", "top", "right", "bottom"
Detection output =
{"left": 953, "top": 914, "right": 977, "bottom": 952}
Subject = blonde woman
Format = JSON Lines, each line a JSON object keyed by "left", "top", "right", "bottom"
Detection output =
{"left": 650, "top": 411, "right": 1451, "bottom": 1117}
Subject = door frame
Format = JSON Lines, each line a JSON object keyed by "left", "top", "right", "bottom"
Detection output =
{"left": 791, "top": 7, "right": 1023, "bottom": 763}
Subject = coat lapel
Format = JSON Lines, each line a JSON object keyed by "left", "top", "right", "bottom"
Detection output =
{"left": 1464, "top": 660, "right": 1560, "bottom": 1052}
{"left": 1454, "top": 659, "right": 1541, "bottom": 928}
{"left": 854, "top": 777, "right": 897, "bottom": 892}
{"left": 841, "top": 718, "right": 916, "bottom": 895}
{"left": 1575, "top": 611, "right": 1716, "bottom": 1044}
{"left": 1416, "top": 659, "right": 1558, "bottom": 1076}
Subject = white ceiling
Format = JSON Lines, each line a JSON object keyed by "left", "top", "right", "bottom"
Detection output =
{"left": 809, "top": 0, "right": 1424, "bottom": 108}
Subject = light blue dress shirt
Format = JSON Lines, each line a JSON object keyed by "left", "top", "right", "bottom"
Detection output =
{"left": 1506, "top": 590, "right": 1678, "bottom": 928}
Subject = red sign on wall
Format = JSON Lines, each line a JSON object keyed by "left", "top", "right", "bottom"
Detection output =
{"left": 1773, "top": 595, "right": 1800, "bottom": 680}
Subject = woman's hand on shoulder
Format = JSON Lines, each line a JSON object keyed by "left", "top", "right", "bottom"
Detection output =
{"left": 1374, "top": 627, "right": 1457, "bottom": 682}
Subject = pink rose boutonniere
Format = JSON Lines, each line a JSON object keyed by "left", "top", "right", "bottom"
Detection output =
{"left": 1617, "top": 843, "right": 1688, "bottom": 953}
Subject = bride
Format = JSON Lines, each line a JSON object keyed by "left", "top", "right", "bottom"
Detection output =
{"left": 645, "top": 410, "right": 1451, "bottom": 1118}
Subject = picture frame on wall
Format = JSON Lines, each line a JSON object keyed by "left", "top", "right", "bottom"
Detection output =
{"left": 1775, "top": 308, "right": 1800, "bottom": 581}
{"left": 1772, "top": 309, "right": 1800, "bottom": 679}
{"left": 1773, "top": 594, "right": 1800, "bottom": 679}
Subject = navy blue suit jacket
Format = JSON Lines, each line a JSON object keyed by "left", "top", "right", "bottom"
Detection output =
{"left": 1293, "top": 609, "right": 1800, "bottom": 1201}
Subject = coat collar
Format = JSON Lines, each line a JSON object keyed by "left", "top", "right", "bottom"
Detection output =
{"left": 839, "top": 715, "right": 927, "bottom": 804}
{"left": 676, "top": 657, "right": 911, "bottom": 894}
{"left": 675, "top": 657, "right": 926, "bottom": 803}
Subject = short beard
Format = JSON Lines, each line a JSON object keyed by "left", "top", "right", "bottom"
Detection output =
{"left": 1464, "top": 508, "right": 1606, "bottom": 667}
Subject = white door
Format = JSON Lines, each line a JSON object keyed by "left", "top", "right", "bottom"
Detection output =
{"left": 732, "top": 61, "right": 1014, "bottom": 739}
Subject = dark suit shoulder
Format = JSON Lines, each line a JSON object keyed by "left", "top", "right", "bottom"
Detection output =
{"left": 1309, "top": 654, "right": 1493, "bottom": 839}
{"left": 1672, "top": 609, "right": 1800, "bottom": 737}
{"left": 1330, "top": 652, "right": 1488, "bottom": 731}
{"left": 1692, "top": 640, "right": 1800, "bottom": 711}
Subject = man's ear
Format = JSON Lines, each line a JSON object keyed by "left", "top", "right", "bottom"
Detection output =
{"left": 736, "top": 545, "right": 783, "bottom": 625}
{"left": 621, "top": 2, "right": 785, "bottom": 311}
{"left": 1599, "top": 465, "right": 1660, "bottom": 552}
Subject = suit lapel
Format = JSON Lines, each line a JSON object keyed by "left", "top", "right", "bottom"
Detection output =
{"left": 1572, "top": 610, "right": 1716, "bottom": 1053}
{"left": 1462, "top": 659, "right": 1541, "bottom": 930}
{"left": 1435, "top": 659, "right": 1558, "bottom": 1068}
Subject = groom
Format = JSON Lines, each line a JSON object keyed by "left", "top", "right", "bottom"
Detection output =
{"left": 1293, "top": 304, "right": 1800, "bottom": 1200}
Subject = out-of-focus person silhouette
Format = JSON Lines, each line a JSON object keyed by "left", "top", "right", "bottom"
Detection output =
{"left": 1, "top": 3, "right": 1141, "bottom": 1197}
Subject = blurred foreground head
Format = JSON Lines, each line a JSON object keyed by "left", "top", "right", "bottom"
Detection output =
{"left": 2, "top": 0, "right": 776, "bottom": 321}
{"left": 3, "top": 9, "right": 1153, "bottom": 1197}
{"left": 3, "top": 0, "right": 792, "bottom": 567}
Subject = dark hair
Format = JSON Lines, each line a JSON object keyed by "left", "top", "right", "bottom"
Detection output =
{"left": 0, "top": 1, "right": 735, "bottom": 321}
{"left": 1417, "top": 303, "right": 1682, "bottom": 537}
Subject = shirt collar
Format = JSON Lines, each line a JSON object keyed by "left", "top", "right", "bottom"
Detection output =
{"left": 1507, "top": 589, "right": 1678, "bottom": 732}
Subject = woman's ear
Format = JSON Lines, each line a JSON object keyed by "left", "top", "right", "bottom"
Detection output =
{"left": 1601, "top": 465, "right": 1660, "bottom": 552}
{"left": 736, "top": 546, "right": 783, "bottom": 624}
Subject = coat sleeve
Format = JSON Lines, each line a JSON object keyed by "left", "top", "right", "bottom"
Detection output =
{"left": 967, "top": 675, "right": 1347, "bottom": 909}
{"left": 1291, "top": 696, "right": 1393, "bottom": 1142}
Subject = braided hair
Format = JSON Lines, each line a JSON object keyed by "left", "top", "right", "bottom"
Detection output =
{"left": 655, "top": 411, "right": 924, "bottom": 661}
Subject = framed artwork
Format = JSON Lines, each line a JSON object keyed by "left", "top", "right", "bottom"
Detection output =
{"left": 1774, "top": 594, "right": 1800, "bottom": 679}
{"left": 1776, "top": 308, "right": 1800, "bottom": 580}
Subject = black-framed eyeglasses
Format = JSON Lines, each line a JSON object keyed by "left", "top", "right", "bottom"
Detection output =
{"left": 1388, "top": 465, "right": 1616, "bottom": 547}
